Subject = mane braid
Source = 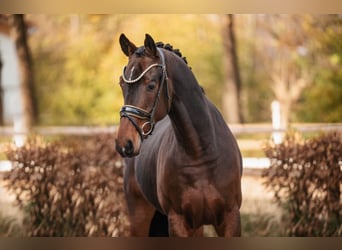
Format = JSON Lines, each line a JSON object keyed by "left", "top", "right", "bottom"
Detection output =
{"left": 156, "top": 41, "right": 204, "bottom": 93}
{"left": 156, "top": 42, "right": 192, "bottom": 70}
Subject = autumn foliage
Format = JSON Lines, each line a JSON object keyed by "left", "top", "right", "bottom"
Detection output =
{"left": 3, "top": 134, "right": 129, "bottom": 236}
{"left": 263, "top": 131, "right": 342, "bottom": 236}
{"left": 2, "top": 131, "right": 341, "bottom": 236}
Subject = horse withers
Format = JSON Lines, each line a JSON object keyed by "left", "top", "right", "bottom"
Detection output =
{"left": 115, "top": 33, "right": 242, "bottom": 237}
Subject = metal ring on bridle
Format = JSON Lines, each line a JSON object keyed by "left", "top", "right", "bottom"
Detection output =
{"left": 141, "top": 121, "right": 154, "bottom": 136}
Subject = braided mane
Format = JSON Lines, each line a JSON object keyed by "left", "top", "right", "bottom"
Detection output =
{"left": 134, "top": 41, "right": 190, "bottom": 69}
{"left": 156, "top": 42, "right": 203, "bottom": 92}
{"left": 156, "top": 42, "right": 191, "bottom": 69}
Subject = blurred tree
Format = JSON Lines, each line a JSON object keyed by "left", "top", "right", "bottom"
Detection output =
{"left": 0, "top": 51, "right": 3, "bottom": 125}
{"left": 254, "top": 14, "right": 342, "bottom": 124}
{"left": 258, "top": 15, "right": 313, "bottom": 128}
{"left": 235, "top": 15, "right": 273, "bottom": 123}
{"left": 221, "top": 14, "right": 243, "bottom": 124}
{"left": 9, "top": 14, "right": 36, "bottom": 128}
{"left": 30, "top": 14, "right": 126, "bottom": 125}
{"left": 24, "top": 14, "right": 342, "bottom": 126}
{"left": 296, "top": 15, "right": 342, "bottom": 122}
{"left": 29, "top": 14, "right": 225, "bottom": 125}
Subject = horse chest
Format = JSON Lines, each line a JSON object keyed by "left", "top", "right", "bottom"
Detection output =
{"left": 157, "top": 161, "right": 225, "bottom": 218}
{"left": 165, "top": 173, "right": 226, "bottom": 227}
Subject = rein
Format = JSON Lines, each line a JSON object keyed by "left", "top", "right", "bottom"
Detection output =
{"left": 120, "top": 48, "right": 170, "bottom": 141}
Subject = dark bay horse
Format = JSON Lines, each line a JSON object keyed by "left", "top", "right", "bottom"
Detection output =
{"left": 115, "top": 33, "right": 242, "bottom": 237}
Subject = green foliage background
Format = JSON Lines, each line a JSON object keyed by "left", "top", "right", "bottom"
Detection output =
{"left": 31, "top": 15, "right": 226, "bottom": 125}
{"left": 28, "top": 14, "right": 342, "bottom": 125}
{"left": 296, "top": 16, "right": 342, "bottom": 122}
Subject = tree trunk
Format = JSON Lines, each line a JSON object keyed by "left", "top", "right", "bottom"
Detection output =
{"left": 9, "top": 14, "right": 36, "bottom": 129}
{"left": 272, "top": 60, "right": 310, "bottom": 129}
{"left": 221, "top": 14, "right": 243, "bottom": 124}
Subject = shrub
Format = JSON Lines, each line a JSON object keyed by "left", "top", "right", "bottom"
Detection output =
{"left": 262, "top": 131, "right": 342, "bottom": 236}
{"left": 2, "top": 134, "right": 129, "bottom": 236}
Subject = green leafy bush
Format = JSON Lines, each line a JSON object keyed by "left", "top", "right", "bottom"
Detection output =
{"left": 3, "top": 134, "right": 129, "bottom": 236}
{"left": 263, "top": 131, "right": 342, "bottom": 236}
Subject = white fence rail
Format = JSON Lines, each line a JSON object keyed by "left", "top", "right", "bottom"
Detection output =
{"left": 0, "top": 123, "right": 341, "bottom": 171}
{"left": 0, "top": 123, "right": 341, "bottom": 136}
{"left": 230, "top": 123, "right": 342, "bottom": 134}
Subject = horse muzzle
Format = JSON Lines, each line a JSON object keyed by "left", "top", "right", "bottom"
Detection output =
{"left": 115, "top": 117, "right": 142, "bottom": 158}
{"left": 115, "top": 138, "right": 137, "bottom": 158}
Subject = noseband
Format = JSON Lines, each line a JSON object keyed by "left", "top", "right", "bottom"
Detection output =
{"left": 120, "top": 48, "right": 170, "bottom": 141}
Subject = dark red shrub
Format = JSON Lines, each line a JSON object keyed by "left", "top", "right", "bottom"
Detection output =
{"left": 263, "top": 131, "right": 342, "bottom": 236}
{"left": 3, "top": 134, "right": 129, "bottom": 236}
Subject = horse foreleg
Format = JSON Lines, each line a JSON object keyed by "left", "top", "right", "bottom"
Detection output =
{"left": 214, "top": 207, "right": 241, "bottom": 237}
{"left": 124, "top": 168, "right": 156, "bottom": 236}
{"left": 167, "top": 210, "right": 201, "bottom": 237}
{"left": 125, "top": 193, "right": 156, "bottom": 237}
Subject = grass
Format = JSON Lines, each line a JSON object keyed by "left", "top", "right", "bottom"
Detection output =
{"left": 240, "top": 174, "right": 285, "bottom": 236}
{"left": 0, "top": 174, "right": 25, "bottom": 237}
{"left": 0, "top": 212, "right": 24, "bottom": 237}
{"left": 241, "top": 213, "right": 285, "bottom": 237}
{"left": 241, "top": 149, "right": 266, "bottom": 158}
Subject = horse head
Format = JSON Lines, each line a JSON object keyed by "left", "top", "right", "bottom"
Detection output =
{"left": 115, "top": 34, "right": 171, "bottom": 157}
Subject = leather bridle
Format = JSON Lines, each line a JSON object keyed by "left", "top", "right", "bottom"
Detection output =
{"left": 120, "top": 48, "right": 170, "bottom": 141}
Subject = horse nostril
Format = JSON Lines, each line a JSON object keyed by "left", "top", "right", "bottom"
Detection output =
{"left": 115, "top": 139, "right": 135, "bottom": 158}
{"left": 124, "top": 140, "right": 134, "bottom": 156}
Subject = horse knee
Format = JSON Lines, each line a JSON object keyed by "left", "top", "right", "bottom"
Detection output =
{"left": 215, "top": 208, "right": 241, "bottom": 237}
{"left": 168, "top": 211, "right": 202, "bottom": 237}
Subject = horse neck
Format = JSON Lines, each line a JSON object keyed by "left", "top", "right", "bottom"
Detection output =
{"left": 167, "top": 60, "right": 216, "bottom": 158}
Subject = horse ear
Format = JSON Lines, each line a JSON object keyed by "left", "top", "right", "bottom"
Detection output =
{"left": 144, "top": 33, "right": 157, "bottom": 57}
{"left": 119, "top": 33, "right": 137, "bottom": 57}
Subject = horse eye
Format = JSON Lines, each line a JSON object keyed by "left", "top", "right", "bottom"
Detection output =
{"left": 147, "top": 82, "right": 156, "bottom": 91}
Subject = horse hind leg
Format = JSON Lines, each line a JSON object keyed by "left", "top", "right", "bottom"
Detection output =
{"left": 149, "top": 210, "right": 169, "bottom": 236}
{"left": 214, "top": 207, "right": 241, "bottom": 237}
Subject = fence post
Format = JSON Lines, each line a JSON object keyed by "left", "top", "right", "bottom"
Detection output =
{"left": 13, "top": 115, "right": 26, "bottom": 147}
{"left": 271, "top": 100, "right": 283, "bottom": 144}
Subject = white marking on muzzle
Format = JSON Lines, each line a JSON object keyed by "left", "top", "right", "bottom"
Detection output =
{"left": 129, "top": 66, "right": 135, "bottom": 81}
